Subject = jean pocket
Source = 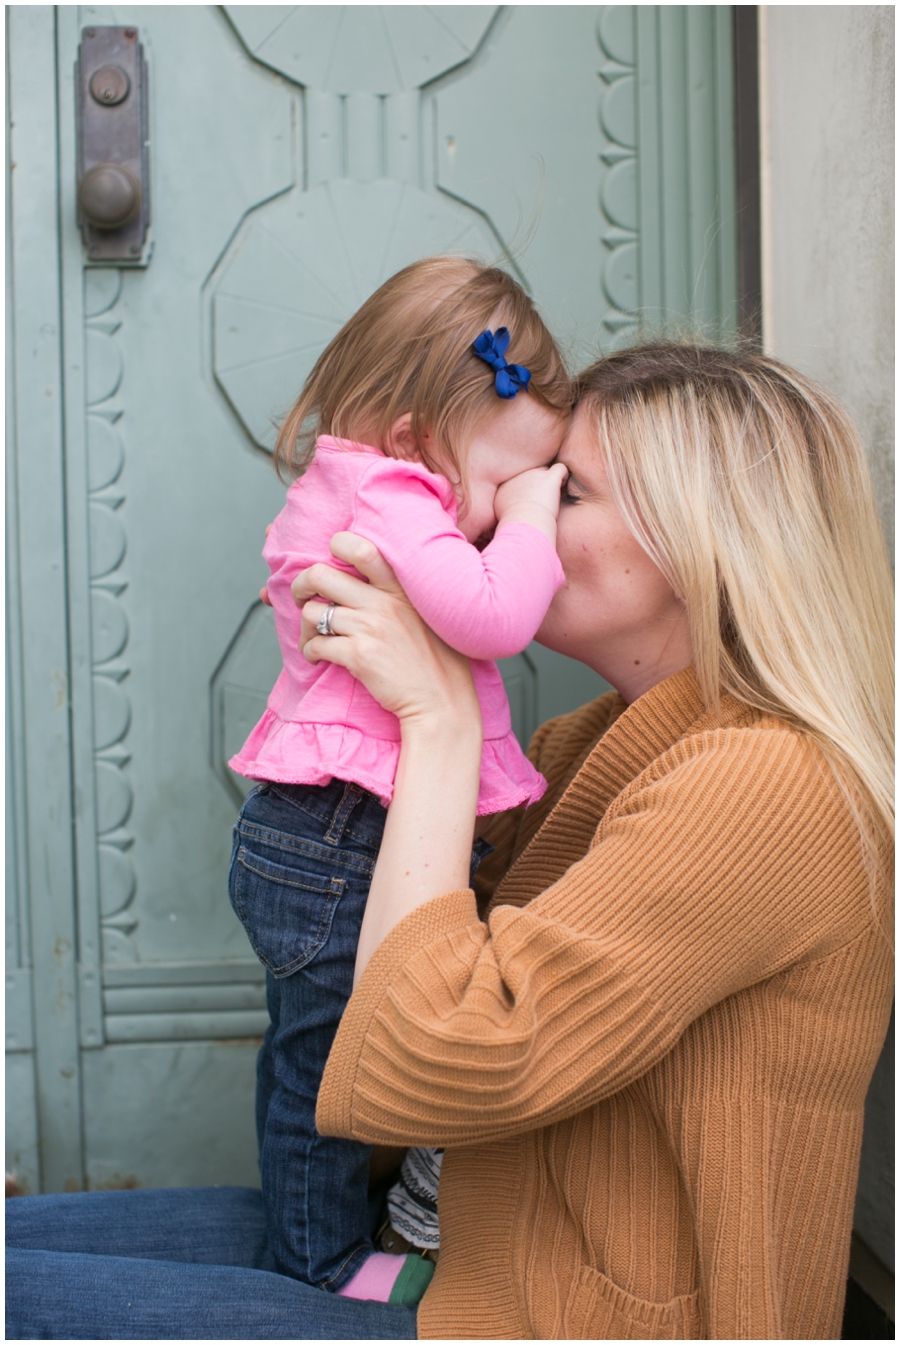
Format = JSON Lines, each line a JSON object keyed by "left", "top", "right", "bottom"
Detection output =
{"left": 230, "top": 843, "right": 346, "bottom": 977}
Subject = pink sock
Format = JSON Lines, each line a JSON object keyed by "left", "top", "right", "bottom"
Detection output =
{"left": 336, "top": 1251, "right": 405, "bottom": 1302}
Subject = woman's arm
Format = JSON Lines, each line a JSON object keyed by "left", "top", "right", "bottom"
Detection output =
{"left": 317, "top": 729, "right": 874, "bottom": 1147}
{"left": 354, "top": 711, "right": 479, "bottom": 984}
{"left": 292, "top": 532, "right": 484, "bottom": 983}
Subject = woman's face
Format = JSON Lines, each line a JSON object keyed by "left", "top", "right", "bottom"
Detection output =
{"left": 536, "top": 404, "right": 693, "bottom": 702}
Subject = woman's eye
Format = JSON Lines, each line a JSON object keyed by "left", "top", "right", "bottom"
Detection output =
{"left": 560, "top": 484, "right": 580, "bottom": 505}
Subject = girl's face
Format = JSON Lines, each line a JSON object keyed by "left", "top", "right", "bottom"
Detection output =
{"left": 456, "top": 396, "right": 568, "bottom": 544}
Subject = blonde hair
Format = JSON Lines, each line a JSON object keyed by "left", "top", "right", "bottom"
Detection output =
{"left": 577, "top": 342, "right": 894, "bottom": 886}
{"left": 273, "top": 257, "right": 573, "bottom": 484}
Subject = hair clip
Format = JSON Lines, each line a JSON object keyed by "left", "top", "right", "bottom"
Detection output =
{"left": 472, "top": 328, "right": 532, "bottom": 398}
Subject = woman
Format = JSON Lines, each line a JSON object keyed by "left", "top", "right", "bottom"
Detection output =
{"left": 7, "top": 343, "right": 893, "bottom": 1340}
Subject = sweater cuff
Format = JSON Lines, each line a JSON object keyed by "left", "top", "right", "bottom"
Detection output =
{"left": 317, "top": 889, "right": 479, "bottom": 1141}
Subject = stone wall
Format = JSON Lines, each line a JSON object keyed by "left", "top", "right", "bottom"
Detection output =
{"left": 760, "top": 4, "right": 894, "bottom": 1271}
{"left": 760, "top": 4, "right": 894, "bottom": 549}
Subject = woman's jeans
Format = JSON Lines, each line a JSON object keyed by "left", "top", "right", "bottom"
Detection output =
{"left": 5, "top": 1186, "right": 418, "bottom": 1339}
{"left": 228, "top": 779, "right": 491, "bottom": 1290}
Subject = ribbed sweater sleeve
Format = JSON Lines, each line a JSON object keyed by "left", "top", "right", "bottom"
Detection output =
{"left": 350, "top": 460, "right": 566, "bottom": 660}
{"left": 317, "top": 726, "right": 871, "bottom": 1146}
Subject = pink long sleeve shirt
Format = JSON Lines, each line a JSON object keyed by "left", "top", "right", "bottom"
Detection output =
{"left": 229, "top": 437, "right": 566, "bottom": 814}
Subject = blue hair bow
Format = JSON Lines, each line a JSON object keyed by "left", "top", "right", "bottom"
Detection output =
{"left": 472, "top": 327, "right": 532, "bottom": 398}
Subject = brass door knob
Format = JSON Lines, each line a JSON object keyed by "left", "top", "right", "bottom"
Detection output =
{"left": 78, "top": 163, "right": 141, "bottom": 229}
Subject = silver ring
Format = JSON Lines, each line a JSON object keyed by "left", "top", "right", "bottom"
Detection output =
{"left": 316, "top": 603, "right": 337, "bottom": 637}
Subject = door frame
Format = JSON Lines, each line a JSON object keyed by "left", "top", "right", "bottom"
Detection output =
{"left": 7, "top": 4, "right": 85, "bottom": 1192}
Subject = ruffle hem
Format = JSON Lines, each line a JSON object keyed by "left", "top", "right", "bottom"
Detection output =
{"left": 228, "top": 710, "right": 546, "bottom": 815}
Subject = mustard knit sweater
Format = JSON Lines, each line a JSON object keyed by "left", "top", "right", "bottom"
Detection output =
{"left": 318, "top": 668, "right": 892, "bottom": 1339}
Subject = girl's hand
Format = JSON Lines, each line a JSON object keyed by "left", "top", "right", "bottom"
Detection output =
{"left": 494, "top": 461, "right": 569, "bottom": 542}
{"left": 291, "top": 532, "right": 482, "bottom": 737}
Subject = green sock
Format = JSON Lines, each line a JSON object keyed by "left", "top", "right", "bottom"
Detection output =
{"left": 388, "top": 1253, "right": 435, "bottom": 1306}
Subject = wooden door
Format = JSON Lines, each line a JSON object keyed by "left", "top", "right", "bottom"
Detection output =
{"left": 6, "top": 4, "right": 738, "bottom": 1192}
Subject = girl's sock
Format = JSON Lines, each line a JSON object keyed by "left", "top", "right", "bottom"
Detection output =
{"left": 336, "top": 1251, "right": 435, "bottom": 1305}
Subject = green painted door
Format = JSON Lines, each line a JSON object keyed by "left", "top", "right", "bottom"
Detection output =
{"left": 6, "top": 5, "right": 738, "bottom": 1193}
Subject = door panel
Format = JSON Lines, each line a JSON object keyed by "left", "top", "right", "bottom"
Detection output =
{"left": 7, "top": 5, "right": 738, "bottom": 1190}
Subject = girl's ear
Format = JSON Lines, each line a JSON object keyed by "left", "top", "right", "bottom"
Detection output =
{"left": 384, "top": 412, "right": 420, "bottom": 460}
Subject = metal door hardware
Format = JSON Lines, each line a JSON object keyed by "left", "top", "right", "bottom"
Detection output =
{"left": 76, "top": 26, "right": 150, "bottom": 262}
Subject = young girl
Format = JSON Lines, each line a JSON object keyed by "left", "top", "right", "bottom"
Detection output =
{"left": 227, "top": 257, "right": 573, "bottom": 1305}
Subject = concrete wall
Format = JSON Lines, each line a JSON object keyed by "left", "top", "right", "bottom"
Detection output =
{"left": 759, "top": 5, "right": 894, "bottom": 1273}
{"left": 760, "top": 5, "right": 894, "bottom": 549}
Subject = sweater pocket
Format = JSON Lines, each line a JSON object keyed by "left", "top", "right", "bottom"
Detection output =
{"left": 563, "top": 1264, "right": 701, "bottom": 1340}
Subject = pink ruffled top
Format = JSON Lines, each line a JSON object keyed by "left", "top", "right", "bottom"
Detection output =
{"left": 229, "top": 437, "right": 566, "bottom": 815}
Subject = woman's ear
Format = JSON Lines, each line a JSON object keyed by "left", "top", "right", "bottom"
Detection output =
{"left": 384, "top": 412, "right": 420, "bottom": 461}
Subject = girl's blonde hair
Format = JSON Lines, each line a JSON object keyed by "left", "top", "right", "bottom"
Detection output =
{"left": 273, "top": 256, "right": 573, "bottom": 483}
{"left": 577, "top": 342, "right": 894, "bottom": 881}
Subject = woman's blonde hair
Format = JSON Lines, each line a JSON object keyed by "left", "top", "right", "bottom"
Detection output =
{"left": 273, "top": 256, "right": 573, "bottom": 484}
{"left": 577, "top": 342, "right": 894, "bottom": 877}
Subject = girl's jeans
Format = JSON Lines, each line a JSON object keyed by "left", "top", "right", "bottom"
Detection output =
{"left": 229, "top": 778, "right": 490, "bottom": 1291}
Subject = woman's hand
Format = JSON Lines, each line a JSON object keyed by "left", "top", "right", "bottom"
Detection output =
{"left": 291, "top": 531, "right": 481, "bottom": 734}
{"left": 291, "top": 532, "right": 484, "bottom": 982}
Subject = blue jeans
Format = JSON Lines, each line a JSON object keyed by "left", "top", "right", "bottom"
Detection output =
{"left": 229, "top": 779, "right": 491, "bottom": 1290}
{"left": 229, "top": 779, "right": 387, "bottom": 1289}
{"left": 5, "top": 1186, "right": 418, "bottom": 1339}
